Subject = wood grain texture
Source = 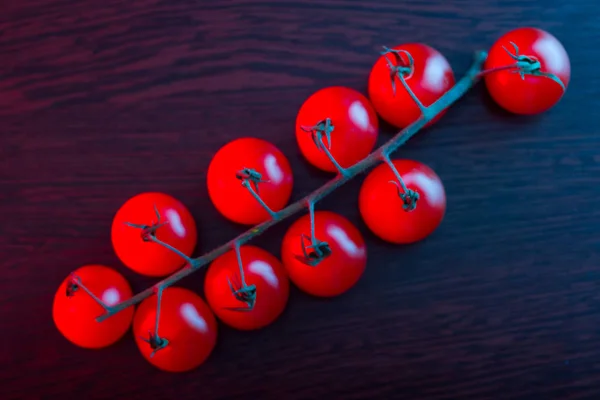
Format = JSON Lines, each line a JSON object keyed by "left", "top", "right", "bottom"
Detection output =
{"left": 1, "top": 0, "right": 599, "bottom": 398}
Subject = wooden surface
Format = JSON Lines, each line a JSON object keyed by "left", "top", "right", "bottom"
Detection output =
{"left": 1, "top": 0, "right": 598, "bottom": 398}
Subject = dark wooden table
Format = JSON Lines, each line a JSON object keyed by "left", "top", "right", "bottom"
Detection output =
{"left": 2, "top": 0, "right": 598, "bottom": 398}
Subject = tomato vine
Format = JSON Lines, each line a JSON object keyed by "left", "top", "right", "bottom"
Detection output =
{"left": 54, "top": 26, "right": 569, "bottom": 370}
{"left": 76, "top": 49, "right": 487, "bottom": 326}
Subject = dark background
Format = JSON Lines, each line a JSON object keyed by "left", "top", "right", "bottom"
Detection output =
{"left": 1, "top": 0, "right": 598, "bottom": 398}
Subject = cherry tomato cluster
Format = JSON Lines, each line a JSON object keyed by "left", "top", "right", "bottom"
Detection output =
{"left": 53, "top": 27, "right": 570, "bottom": 372}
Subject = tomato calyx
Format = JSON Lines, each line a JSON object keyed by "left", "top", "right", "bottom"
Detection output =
{"left": 222, "top": 243, "right": 258, "bottom": 312}
{"left": 226, "top": 277, "right": 257, "bottom": 311}
{"left": 381, "top": 46, "right": 415, "bottom": 96}
{"left": 65, "top": 273, "right": 112, "bottom": 315}
{"left": 482, "top": 41, "right": 566, "bottom": 91}
{"left": 66, "top": 279, "right": 79, "bottom": 297}
{"left": 381, "top": 154, "right": 421, "bottom": 212}
{"left": 236, "top": 168, "right": 270, "bottom": 195}
{"left": 138, "top": 287, "right": 170, "bottom": 357}
{"left": 300, "top": 118, "right": 334, "bottom": 151}
{"left": 503, "top": 42, "right": 566, "bottom": 90}
{"left": 295, "top": 233, "right": 331, "bottom": 267}
{"left": 388, "top": 180, "right": 420, "bottom": 211}
{"left": 300, "top": 118, "right": 350, "bottom": 177}
{"left": 123, "top": 205, "right": 200, "bottom": 267}
{"left": 140, "top": 331, "right": 169, "bottom": 358}
{"left": 235, "top": 167, "right": 278, "bottom": 218}
{"left": 125, "top": 204, "right": 169, "bottom": 242}
{"left": 294, "top": 201, "right": 332, "bottom": 267}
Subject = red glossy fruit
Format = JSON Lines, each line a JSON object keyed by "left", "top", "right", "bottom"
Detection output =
{"left": 207, "top": 137, "right": 293, "bottom": 225}
{"left": 133, "top": 287, "right": 217, "bottom": 373}
{"left": 281, "top": 211, "right": 367, "bottom": 297}
{"left": 359, "top": 159, "right": 446, "bottom": 244}
{"left": 205, "top": 245, "right": 289, "bottom": 330}
{"left": 368, "top": 43, "right": 455, "bottom": 129}
{"left": 484, "top": 27, "right": 570, "bottom": 114}
{"left": 53, "top": 265, "right": 134, "bottom": 349}
{"left": 111, "top": 192, "right": 197, "bottom": 277}
{"left": 295, "top": 86, "right": 378, "bottom": 173}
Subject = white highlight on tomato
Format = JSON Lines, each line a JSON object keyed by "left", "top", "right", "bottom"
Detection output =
{"left": 102, "top": 287, "right": 121, "bottom": 306}
{"left": 165, "top": 209, "right": 186, "bottom": 238}
{"left": 407, "top": 172, "right": 445, "bottom": 207}
{"left": 327, "top": 225, "right": 364, "bottom": 257}
{"left": 180, "top": 303, "right": 208, "bottom": 333}
{"left": 248, "top": 260, "right": 279, "bottom": 288}
{"left": 422, "top": 53, "right": 449, "bottom": 92}
{"left": 348, "top": 101, "right": 370, "bottom": 130}
{"left": 533, "top": 35, "right": 570, "bottom": 75}
{"left": 264, "top": 154, "right": 284, "bottom": 184}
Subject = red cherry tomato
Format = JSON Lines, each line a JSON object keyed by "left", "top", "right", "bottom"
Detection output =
{"left": 207, "top": 137, "right": 294, "bottom": 225}
{"left": 204, "top": 245, "right": 289, "bottom": 330}
{"left": 133, "top": 287, "right": 217, "bottom": 373}
{"left": 281, "top": 211, "right": 367, "bottom": 297}
{"left": 484, "top": 27, "right": 570, "bottom": 114}
{"left": 53, "top": 265, "right": 134, "bottom": 349}
{"left": 368, "top": 43, "right": 455, "bottom": 129}
{"left": 111, "top": 192, "right": 197, "bottom": 277}
{"left": 359, "top": 159, "right": 446, "bottom": 244}
{"left": 295, "top": 86, "right": 379, "bottom": 173}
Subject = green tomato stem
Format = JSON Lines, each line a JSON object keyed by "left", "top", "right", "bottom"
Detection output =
{"left": 95, "top": 49, "right": 488, "bottom": 323}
